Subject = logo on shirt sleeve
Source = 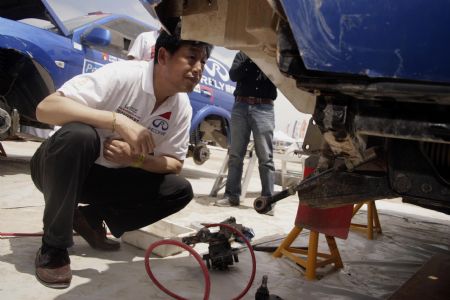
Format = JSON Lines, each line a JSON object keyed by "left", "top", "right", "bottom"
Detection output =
{"left": 150, "top": 112, "right": 172, "bottom": 136}
{"left": 152, "top": 119, "right": 169, "bottom": 130}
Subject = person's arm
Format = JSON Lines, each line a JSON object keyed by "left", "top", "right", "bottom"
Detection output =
{"left": 229, "top": 51, "right": 253, "bottom": 82}
{"left": 37, "top": 92, "right": 154, "bottom": 155}
{"left": 103, "top": 139, "right": 182, "bottom": 173}
{"left": 37, "top": 92, "right": 112, "bottom": 130}
{"left": 127, "top": 33, "right": 144, "bottom": 60}
{"left": 141, "top": 155, "right": 183, "bottom": 174}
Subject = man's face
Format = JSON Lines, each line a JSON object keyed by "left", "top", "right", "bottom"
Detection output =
{"left": 163, "top": 45, "right": 208, "bottom": 93}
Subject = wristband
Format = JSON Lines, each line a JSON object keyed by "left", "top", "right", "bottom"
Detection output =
{"left": 112, "top": 111, "right": 117, "bottom": 133}
{"left": 132, "top": 153, "right": 146, "bottom": 168}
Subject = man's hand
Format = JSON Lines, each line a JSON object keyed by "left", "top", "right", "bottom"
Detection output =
{"left": 104, "top": 138, "right": 184, "bottom": 173}
{"left": 115, "top": 113, "right": 155, "bottom": 156}
{"left": 103, "top": 139, "right": 136, "bottom": 166}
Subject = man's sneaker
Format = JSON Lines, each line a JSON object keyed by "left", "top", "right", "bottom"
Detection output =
{"left": 73, "top": 208, "right": 120, "bottom": 251}
{"left": 35, "top": 246, "right": 72, "bottom": 289}
{"left": 214, "top": 197, "right": 239, "bottom": 207}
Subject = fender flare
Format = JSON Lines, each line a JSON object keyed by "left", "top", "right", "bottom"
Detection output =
{"left": 191, "top": 105, "right": 231, "bottom": 134}
{"left": 0, "top": 36, "right": 63, "bottom": 88}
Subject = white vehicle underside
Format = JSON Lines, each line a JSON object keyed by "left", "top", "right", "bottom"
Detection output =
{"left": 160, "top": 0, "right": 316, "bottom": 114}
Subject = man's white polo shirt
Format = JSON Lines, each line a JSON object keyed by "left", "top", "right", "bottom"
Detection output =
{"left": 57, "top": 60, "right": 192, "bottom": 168}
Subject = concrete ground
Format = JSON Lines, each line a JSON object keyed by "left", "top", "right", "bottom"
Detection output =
{"left": 1, "top": 140, "right": 449, "bottom": 300}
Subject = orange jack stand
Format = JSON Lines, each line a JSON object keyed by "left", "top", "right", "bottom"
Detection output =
{"left": 273, "top": 226, "right": 344, "bottom": 280}
{"left": 350, "top": 200, "right": 382, "bottom": 240}
{"left": 272, "top": 163, "right": 352, "bottom": 280}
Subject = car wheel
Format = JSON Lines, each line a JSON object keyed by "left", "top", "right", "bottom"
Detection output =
{"left": 193, "top": 144, "right": 210, "bottom": 165}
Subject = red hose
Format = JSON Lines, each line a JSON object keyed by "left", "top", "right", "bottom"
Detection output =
{"left": 144, "top": 223, "right": 257, "bottom": 300}
{"left": 0, "top": 232, "right": 44, "bottom": 237}
{"left": 0, "top": 232, "right": 112, "bottom": 237}
{"left": 144, "top": 239, "right": 211, "bottom": 300}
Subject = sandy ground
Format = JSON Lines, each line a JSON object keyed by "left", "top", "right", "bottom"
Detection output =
{"left": 0, "top": 140, "right": 449, "bottom": 300}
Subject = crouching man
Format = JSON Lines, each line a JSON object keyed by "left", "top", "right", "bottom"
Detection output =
{"left": 30, "top": 29, "right": 212, "bottom": 288}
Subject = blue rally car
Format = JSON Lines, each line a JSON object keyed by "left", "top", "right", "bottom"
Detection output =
{"left": 0, "top": 0, "right": 234, "bottom": 164}
{"left": 151, "top": 0, "right": 450, "bottom": 213}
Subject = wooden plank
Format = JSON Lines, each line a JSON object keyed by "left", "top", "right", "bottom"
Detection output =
{"left": 388, "top": 253, "right": 450, "bottom": 300}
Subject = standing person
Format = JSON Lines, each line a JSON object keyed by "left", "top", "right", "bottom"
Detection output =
{"left": 127, "top": 30, "right": 160, "bottom": 61}
{"left": 31, "top": 29, "right": 213, "bottom": 289}
{"left": 215, "top": 51, "right": 277, "bottom": 213}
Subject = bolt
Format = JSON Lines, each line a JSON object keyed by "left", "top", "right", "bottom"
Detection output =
{"left": 421, "top": 183, "right": 432, "bottom": 194}
{"left": 393, "top": 173, "right": 411, "bottom": 194}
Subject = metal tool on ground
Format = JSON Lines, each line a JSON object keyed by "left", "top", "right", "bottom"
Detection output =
{"left": 182, "top": 217, "right": 254, "bottom": 270}
{"left": 145, "top": 222, "right": 257, "bottom": 300}
{"left": 255, "top": 275, "right": 283, "bottom": 300}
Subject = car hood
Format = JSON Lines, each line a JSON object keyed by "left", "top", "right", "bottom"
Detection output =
{"left": 0, "top": 0, "right": 70, "bottom": 35}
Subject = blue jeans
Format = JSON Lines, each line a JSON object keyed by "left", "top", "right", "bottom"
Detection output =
{"left": 225, "top": 102, "right": 275, "bottom": 202}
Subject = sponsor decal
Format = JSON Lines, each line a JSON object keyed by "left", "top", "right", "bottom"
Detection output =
{"left": 73, "top": 42, "right": 82, "bottom": 51}
{"left": 152, "top": 119, "right": 169, "bottom": 130}
{"left": 108, "top": 55, "right": 120, "bottom": 63}
{"left": 150, "top": 112, "right": 171, "bottom": 136}
{"left": 83, "top": 59, "right": 104, "bottom": 73}
{"left": 204, "top": 58, "right": 230, "bottom": 81}
{"left": 150, "top": 118, "right": 169, "bottom": 136}
{"left": 199, "top": 76, "right": 235, "bottom": 94}
{"left": 200, "top": 86, "right": 214, "bottom": 103}
{"left": 194, "top": 58, "right": 235, "bottom": 95}
{"left": 117, "top": 106, "right": 140, "bottom": 122}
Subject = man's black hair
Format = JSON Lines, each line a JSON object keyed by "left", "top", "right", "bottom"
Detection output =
{"left": 154, "top": 21, "right": 213, "bottom": 64}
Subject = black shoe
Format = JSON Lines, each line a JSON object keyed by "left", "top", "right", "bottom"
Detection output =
{"left": 73, "top": 208, "right": 120, "bottom": 251}
{"left": 35, "top": 246, "right": 71, "bottom": 289}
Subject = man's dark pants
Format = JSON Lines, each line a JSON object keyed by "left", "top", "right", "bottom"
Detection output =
{"left": 30, "top": 122, "right": 193, "bottom": 249}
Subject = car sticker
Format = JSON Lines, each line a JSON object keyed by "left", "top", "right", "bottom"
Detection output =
{"left": 83, "top": 59, "right": 104, "bottom": 74}
{"left": 72, "top": 42, "right": 82, "bottom": 51}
